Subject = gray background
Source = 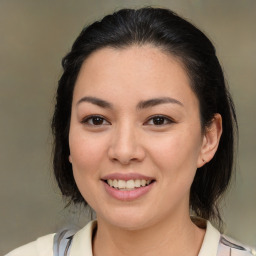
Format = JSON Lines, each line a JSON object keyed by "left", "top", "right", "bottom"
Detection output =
{"left": 0, "top": 0, "right": 255, "bottom": 254}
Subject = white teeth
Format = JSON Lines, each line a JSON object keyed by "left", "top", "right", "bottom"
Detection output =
{"left": 118, "top": 180, "right": 126, "bottom": 189}
{"left": 113, "top": 179, "right": 118, "bottom": 188}
{"left": 106, "top": 179, "right": 152, "bottom": 190}
{"left": 126, "top": 180, "right": 135, "bottom": 189}
{"left": 141, "top": 180, "right": 146, "bottom": 186}
{"left": 134, "top": 179, "right": 141, "bottom": 188}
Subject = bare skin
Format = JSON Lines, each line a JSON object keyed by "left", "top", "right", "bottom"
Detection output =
{"left": 93, "top": 209, "right": 206, "bottom": 256}
{"left": 69, "top": 45, "right": 222, "bottom": 256}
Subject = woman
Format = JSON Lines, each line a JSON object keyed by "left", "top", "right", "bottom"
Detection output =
{"left": 6, "top": 7, "right": 255, "bottom": 256}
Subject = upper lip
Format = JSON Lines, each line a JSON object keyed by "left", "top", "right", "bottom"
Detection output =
{"left": 101, "top": 173, "right": 155, "bottom": 181}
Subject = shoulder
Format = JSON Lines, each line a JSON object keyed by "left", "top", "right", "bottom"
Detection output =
{"left": 4, "top": 221, "right": 97, "bottom": 256}
{"left": 194, "top": 218, "right": 256, "bottom": 256}
{"left": 5, "top": 233, "right": 55, "bottom": 256}
{"left": 218, "top": 234, "right": 256, "bottom": 256}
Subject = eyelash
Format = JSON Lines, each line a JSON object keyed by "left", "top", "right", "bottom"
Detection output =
{"left": 81, "top": 115, "right": 174, "bottom": 126}
{"left": 81, "top": 115, "right": 110, "bottom": 126}
{"left": 145, "top": 115, "right": 174, "bottom": 126}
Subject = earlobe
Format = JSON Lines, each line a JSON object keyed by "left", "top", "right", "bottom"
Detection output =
{"left": 69, "top": 155, "right": 72, "bottom": 164}
{"left": 197, "top": 113, "right": 222, "bottom": 168}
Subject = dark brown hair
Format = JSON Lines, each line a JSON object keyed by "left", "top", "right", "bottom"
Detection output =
{"left": 52, "top": 7, "right": 237, "bottom": 225}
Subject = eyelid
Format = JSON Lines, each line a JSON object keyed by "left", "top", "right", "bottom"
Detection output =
{"left": 81, "top": 114, "right": 174, "bottom": 126}
{"left": 144, "top": 115, "right": 174, "bottom": 125}
{"left": 81, "top": 115, "right": 111, "bottom": 126}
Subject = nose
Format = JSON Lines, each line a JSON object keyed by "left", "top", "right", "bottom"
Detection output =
{"left": 107, "top": 122, "right": 146, "bottom": 165}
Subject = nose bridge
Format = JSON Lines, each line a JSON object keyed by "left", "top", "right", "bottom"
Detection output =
{"left": 108, "top": 119, "right": 144, "bottom": 164}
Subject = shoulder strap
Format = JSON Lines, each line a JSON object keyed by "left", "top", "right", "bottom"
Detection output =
{"left": 53, "top": 229, "right": 77, "bottom": 256}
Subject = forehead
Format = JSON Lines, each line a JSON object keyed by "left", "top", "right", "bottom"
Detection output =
{"left": 73, "top": 45, "right": 198, "bottom": 108}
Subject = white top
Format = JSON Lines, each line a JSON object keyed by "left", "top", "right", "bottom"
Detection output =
{"left": 5, "top": 220, "right": 256, "bottom": 256}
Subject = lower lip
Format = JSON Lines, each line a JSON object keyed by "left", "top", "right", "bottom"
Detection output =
{"left": 102, "top": 181, "right": 155, "bottom": 201}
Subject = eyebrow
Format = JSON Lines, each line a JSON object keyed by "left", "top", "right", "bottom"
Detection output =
{"left": 77, "top": 96, "right": 113, "bottom": 108}
{"left": 76, "top": 96, "right": 183, "bottom": 109}
{"left": 137, "top": 97, "right": 183, "bottom": 109}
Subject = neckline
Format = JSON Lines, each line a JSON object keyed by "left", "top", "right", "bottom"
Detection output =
{"left": 69, "top": 219, "right": 221, "bottom": 256}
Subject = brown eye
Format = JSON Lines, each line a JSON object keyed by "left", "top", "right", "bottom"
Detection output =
{"left": 91, "top": 117, "right": 104, "bottom": 125}
{"left": 146, "top": 115, "right": 173, "bottom": 126}
{"left": 82, "top": 115, "right": 110, "bottom": 126}
{"left": 153, "top": 116, "right": 165, "bottom": 125}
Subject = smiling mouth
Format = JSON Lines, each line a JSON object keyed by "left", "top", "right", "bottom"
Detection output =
{"left": 104, "top": 179, "right": 155, "bottom": 191}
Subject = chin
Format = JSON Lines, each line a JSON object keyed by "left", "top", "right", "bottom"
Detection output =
{"left": 110, "top": 218, "right": 151, "bottom": 231}
{"left": 97, "top": 207, "right": 154, "bottom": 231}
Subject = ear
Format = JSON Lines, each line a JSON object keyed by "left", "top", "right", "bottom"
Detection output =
{"left": 197, "top": 113, "right": 222, "bottom": 168}
{"left": 69, "top": 155, "right": 72, "bottom": 164}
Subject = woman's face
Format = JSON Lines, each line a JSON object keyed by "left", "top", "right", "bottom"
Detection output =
{"left": 69, "top": 45, "right": 207, "bottom": 230}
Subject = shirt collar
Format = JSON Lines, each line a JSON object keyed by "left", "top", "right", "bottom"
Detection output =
{"left": 69, "top": 220, "right": 96, "bottom": 256}
{"left": 197, "top": 220, "right": 221, "bottom": 256}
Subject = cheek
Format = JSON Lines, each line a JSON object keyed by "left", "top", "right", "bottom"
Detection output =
{"left": 68, "top": 131, "right": 109, "bottom": 205}
{"left": 69, "top": 131, "right": 107, "bottom": 177}
{"left": 147, "top": 128, "right": 202, "bottom": 178}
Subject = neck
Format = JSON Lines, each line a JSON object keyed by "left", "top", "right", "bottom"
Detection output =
{"left": 93, "top": 213, "right": 205, "bottom": 256}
